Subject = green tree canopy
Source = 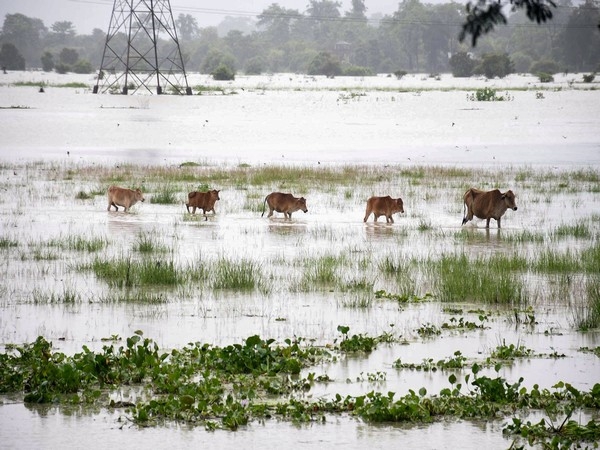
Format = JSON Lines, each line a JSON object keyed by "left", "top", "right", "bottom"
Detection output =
{"left": 1, "top": 13, "right": 46, "bottom": 66}
{"left": 0, "top": 42, "right": 26, "bottom": 70}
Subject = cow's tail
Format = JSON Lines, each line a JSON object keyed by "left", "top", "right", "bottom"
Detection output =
{"left": 261, "top": 195, "right": 269, "bottom": 217}
{"left": 461, "top": 188, "right": 472, "bottom": 225}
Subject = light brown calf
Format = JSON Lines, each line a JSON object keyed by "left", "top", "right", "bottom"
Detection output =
{"left": 363, "top": 196, "right": 404, "bottom": 223}
{"left": 107, "top": 186, "right": 145, "bottom": 212}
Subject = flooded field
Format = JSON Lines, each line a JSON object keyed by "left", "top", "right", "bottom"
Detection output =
{"left": 1, "top": 72, "right": 599, "bottom": 448}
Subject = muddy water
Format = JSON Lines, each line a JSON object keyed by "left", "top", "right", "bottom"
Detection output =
{"left": 1, "top": 74, "right": 600, "bottom": 448}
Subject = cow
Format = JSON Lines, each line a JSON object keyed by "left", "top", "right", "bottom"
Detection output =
{"left": 363, "top": 196, "right": 405, "bottom": 223}
{"left": 107, "top": 185, "right": 144, "bottom": 212}
{"left": 462, "top": 188, "right": 517, "bottom": 228}
{"left": 262, "top": 192, "right": 308, "bottom": 219}
{"left": 186, "top": 189, "right": 221, "bottom": 217}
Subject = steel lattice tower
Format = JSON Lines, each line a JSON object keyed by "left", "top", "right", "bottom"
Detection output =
{"left": 93, "top": 0, "right": 192, "bottom": 95}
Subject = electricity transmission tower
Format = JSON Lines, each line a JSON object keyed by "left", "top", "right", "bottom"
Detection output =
{"left": 93, "top": 0, "right": 192, "bottom": 95}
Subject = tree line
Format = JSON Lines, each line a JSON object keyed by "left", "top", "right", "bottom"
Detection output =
{"left": 0, "top": 0, "right": 598, "bottom": 79}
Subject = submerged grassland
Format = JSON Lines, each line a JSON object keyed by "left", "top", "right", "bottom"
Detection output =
{"left": 0, "top": 160, "right": 599, "bottom": 447}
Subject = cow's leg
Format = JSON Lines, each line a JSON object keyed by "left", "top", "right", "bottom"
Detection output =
{"left": 267, "top": 208, "right": 274, "bottom": 218}
{"left": 387, "top": 215, "right": 394, "bottom": 223}
{"left": 497, "top": 217, "right": 501, "bottom": 228}
{"left": 185, "top": 203, "right": 190, "bottom": 213}
{"left": 486, "top": 218, "right": 491, "bottom": 228}
{"left": 363, "top": 207, "right": 372, "bottom": 222}
{"left": 287, "top": 212, "right": 292, "bottom": 219}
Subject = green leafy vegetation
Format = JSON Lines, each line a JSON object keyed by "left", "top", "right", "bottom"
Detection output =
{"left": 468, "top": 87, "right": 513, "bottom": 101}
{"left": 1, "top": 330, "right": 599, "bottom": 448}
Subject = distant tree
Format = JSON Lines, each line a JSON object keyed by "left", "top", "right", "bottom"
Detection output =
{"left": 245, "top": 55, "right": 266, "bottom": 74}
{"left": 72, "top": 59, "right": 93, "bottom": 73}
{"left": 200, "top": 48, "right": 236, "bottom": 74}
{"left": 562, "top": 0, "right": 600, "bottom": 71}
{"left": 41, "top": 51, "right": 54, "bottom": 71}
{"left": 449, "top": 51, "right": 476, "bottom": 77}
{"left": 1, "top": 13, "right": 47, "bottom": 67}
{"left": 54, "top": 63, "right": 70, "bottom": 74}
{"left": 422, "top": 3, "right": 463, "bottom": 72}
{"left": 212, "top": 63, "right": 235, "bottom": 80}
{"left": 346, "top": 0, "right": 368, "bottom": 20}
{"left": 59, "top": 48, "right": 79, "bottom": 65}
{"left": 224, "top": 29, "right": 258, "bottom": 68}
{"left": 0, "top": 42, "right": 26, "bottom": 70}
{"left": 306, "top": 0, "right": 342, "bottom": 43}
{"left": 176, "top": 13, "right": 199, "bottom": 41}
{"left": 476, "top": 52, "right": 514, "bottom": 78}
{"left": 510, "top": 52, "right": 533, "bottom": 73}
{"left": 391, "top": 0, "right": 428, "bottom": 71}
{"left": 51, "top": 21, "right": 76, "bottom": 41}
{"left": 307, "top": 51, "right": 342, "bottom": 76}
{"left": 257, "top": 4, "right": 301, "bottom": 44}
{"left": 530, "top": 58, "right": 561, "bottom": 74}
{"left": 217, "top": 17, "right": 256, "bottom": 37}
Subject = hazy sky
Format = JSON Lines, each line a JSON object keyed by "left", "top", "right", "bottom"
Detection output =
{"left": 0, "top": 0, "right": 405, "bottom": 34}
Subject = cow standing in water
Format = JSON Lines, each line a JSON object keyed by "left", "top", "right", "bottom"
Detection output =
{"left": 262, "top": 192, "right": 308, "bottom": 219}
{"left": 107, "top": 186, "right": 145, "bottom": 212}
{"left": 364, "top": 196, "right": 404, "bottom": 223}
{"left": 186, "top": 189, "right": 221, "bottom": 216}
{"left": 462, "top": 188, "right": 517, "bottom": 228}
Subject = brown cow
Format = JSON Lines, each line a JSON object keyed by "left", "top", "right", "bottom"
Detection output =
{"left": 462, "top": 188, "right": 517, "bottom": 228}
{"left": 186, "top": 189, "right": 220, "bottom": 216}
{"left": 363, "top": 196, "right": 405, "bottom": 223}
{"left": 107, "top": 185, "right": 144, "bottom": 212}
{"left": 262, "top": 192, "right": 308, "bottom": 219}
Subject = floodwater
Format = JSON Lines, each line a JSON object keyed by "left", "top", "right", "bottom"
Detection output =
{"left": 1, "top": 72, "right": 600, "bottom": 449}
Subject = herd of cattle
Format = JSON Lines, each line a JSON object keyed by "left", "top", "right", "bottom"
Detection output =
{"left": 106, "top": 185, "right": 518, "bottom": 228}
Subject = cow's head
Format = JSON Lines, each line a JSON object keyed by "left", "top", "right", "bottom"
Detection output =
{"left": 502, "top": 190, "right": 517, "bottom": 211}
{"left": 210, "top": 189, "right": 221, "bottom": 201}
{"left": 297, "top": 197, "right": 308, "bottom": 213}
{"left": 396, "top": 198, "right": 405, "bottom": 214}
{"left": 135, "top": 189, "right": 145, "bottom": 202}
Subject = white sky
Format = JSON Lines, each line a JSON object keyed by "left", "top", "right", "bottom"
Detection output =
{"left": 0, "top": 0, "right": 404, "bottom": 34}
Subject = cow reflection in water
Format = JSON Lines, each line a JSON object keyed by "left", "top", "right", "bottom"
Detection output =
{"left": 462, "top": 188, "right": 518, "bottom": 228}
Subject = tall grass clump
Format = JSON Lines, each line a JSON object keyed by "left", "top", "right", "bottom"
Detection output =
{"left": 572, "top": 276, "right": 600, "bottom": 330}
{"left": 137, "top": 260, "right": 180, "bottom": 285}
{"left": 378, "top": 253, "right": 417, "bottom": 296}
{"left": 88, "top": 257, "right": 181, "bottom": 287}
{"left": 0, "top": 237, "right": 18, "bottom": 248}
{"left": 150, "top": 184, "right": 178, "bottom": 204}
{"left": 581, "top": 243, "right": 600, "bottom": 274}
{"left": 552, "top": 222, "right": 592, "bottom": 239}
{"left": 502, "top": 230, "right": 545, "bottom": 244}
{"left": 534, "top": 249, "right": 582, "bottom": 273}
{"left": 435, "top": 253, "right": 525, "bottom": 304}
{"left": 212, "top": 258, "right": 262, "bottom": 290}
{"left": 65, "top": 235, "right": 107, "bottom": 252}
{"left": 301, "top": 255, "right": 342, "bottom": 287}
{"left": 134, "top": 232, "right": 169, "bottom": 253}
